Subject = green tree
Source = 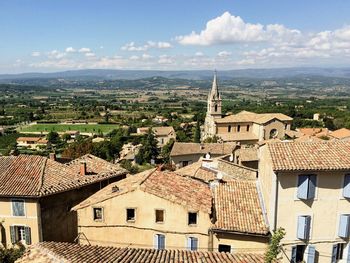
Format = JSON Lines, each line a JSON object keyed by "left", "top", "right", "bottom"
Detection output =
{"left": 194, "top": 121, "right": 201, "bottom": 143}
{"left": 46, "top": 131, "right": 61, "bottom": 144}
{"left": 61, "top": 133, "right": 71, "bottom": 142}
{"left": 136, "top": 128, "right": 159, "bottom": 164}
{"left": 161, "top": 138, "right": 175, "bottom": 164}
{"left": 264, "top": 228, "right": 286, "bottom": 263}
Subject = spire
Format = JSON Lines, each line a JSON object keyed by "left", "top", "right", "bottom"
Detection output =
{"left": 210, "top": 70, "right": 220, "bottom": 100}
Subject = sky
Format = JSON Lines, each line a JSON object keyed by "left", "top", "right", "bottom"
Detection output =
{"left": 1, "top": 0, "right": 350, "bottom": 73}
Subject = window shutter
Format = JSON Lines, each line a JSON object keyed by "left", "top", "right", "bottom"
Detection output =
{"left": 290, "top": 246, "right": 297, "bottom": 263}
{"left": 10, "top": 226, "right": 16, "bottom": 244}
{"left": 159, "top": 235, "right": 165, "bottom": 250}
{"left": 154, "top": 234, "right": 158, "bottom": 249}
{"left": 331, "top": 244, "right": 338, "bottom": 263}
{"left": 24, "top": 227, "right": 31, "bottom": 245}
{"left": 186, "top": 237, "right": 191, "bottom": 250}
{"left": 343, "top": 174, "right": 350, "bottom": 198}
{"left": 338, "top": 214, "right": 350, "bottom": 238}
{"left": 346, "top": 244, "right": 350, "bottom": 263}
{"left": 305, "top": 216, "right": 311, "bottom": 240}
{"left": 308, "top": 175, "right": 317, "bottom": 199}
{"left": 297, "top": 215, "right": 311, "bottom": 240}
{"left": 192, "top": 238, "right": 198, "bottom": 251}
{"left": 297, "top": 175, "right": 309, "bottom": 199}
{"left": 307, "top": 245, "right": 316, "bottom": 263}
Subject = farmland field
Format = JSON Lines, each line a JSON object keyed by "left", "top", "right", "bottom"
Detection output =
{"left": 19, "top": 124, "right": 119, "bottom": 134}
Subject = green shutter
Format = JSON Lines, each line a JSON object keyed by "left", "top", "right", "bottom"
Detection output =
{"left": 10, "top": 226, "right": 16, "bottom": 244}
{"left": 24, "top": 227, "right": 31, "bottom": 245}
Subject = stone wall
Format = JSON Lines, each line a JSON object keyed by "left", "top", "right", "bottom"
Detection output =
{"left": 217, "top": 159, "right": 257, "bottom": 180}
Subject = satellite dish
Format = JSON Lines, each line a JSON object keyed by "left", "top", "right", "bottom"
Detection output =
{"left": 229, "top": 154, "right": 234, "bottom": 162}
{"left": 217, "top": 172, "right": 223, "bottom": 180}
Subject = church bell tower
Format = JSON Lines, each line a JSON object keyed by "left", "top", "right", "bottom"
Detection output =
{"left": 207, "top": 71, "right": 222, "bottom": 118}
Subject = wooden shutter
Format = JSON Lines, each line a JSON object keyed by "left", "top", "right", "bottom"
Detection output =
{"left": 192, "top": 237, "right": 198, "bottom": 251}
{"left": 305, "top": 216, "right": 311, "bottom": 240}
{"left": 297, "top": 175, "right": 309, "bottom": 199}
{"left": 24, "top": 227, "right": 31, "bottom": 245}
{"left": 308, "top": 175, "right": 317, "bottom": 199}
{"left": 187, "top": 237, "right": 191, "bottom": 250}
{"left": 154, "top": 234, "right": 158, "bottom": 249}
{"left": 338, "top": 214, "right": 350, "bottom": 238}
{"left": 331, "top": 244, "right": 338, "bottom": 263}
{"left": 297, "top": 215, "right": 311, "bottom": 240}
{"left": 346, "top": 243, "right": 350, "bottom": 263}
{"left": 343, "top": 174, "right": 350, "bottom": 198}
{"left": 307, "top": 245, "right": 316, "bottom": 263}
{"left": 290, "top": 246, "right": 297, "bottom": 263}
{"left": 10, "top": 226, "right": 16, "bottom": 244}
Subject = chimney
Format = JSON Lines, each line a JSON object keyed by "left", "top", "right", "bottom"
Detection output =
{"left": 80, "top": 161, "right": 87, "bottom": 176}
{"left": 49, "top": 153, "right": 56, "bottom": 161}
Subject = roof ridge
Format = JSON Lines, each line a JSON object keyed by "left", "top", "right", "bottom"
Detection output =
{"left": 139, "top": 168, "right": 158, "bottom": 187}
{"left": 37, "top": 157, "right": 48, "bottom": 196}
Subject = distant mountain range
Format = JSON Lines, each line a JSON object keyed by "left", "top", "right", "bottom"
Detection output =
{"left": 1, "top": 67, "right": 350, "bottom": 81}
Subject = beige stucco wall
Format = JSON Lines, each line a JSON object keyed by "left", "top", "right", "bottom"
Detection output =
{"left": 216, "top": 122, "right": 253, "bottom": 134}
{"left": 0, "top": 198, "right": 40, "bottom": 247}
{"left": 213, "top": 232, "right": 268, "bottom": 254}
{"left": 262, "top": 119, "right": 288, "bottom": 140}
{"left": 77, "top": 189, "right": 212, "bottom": 250}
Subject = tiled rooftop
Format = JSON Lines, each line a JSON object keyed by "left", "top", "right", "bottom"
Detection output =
{"left": 212, "top": 181, "right": 269, "bottom": 235}
{"left": 215, "top": 110, "right": 292, "bottom": 124}
{"left": 17, "top": 242, "right": 265, "bottom": 263}
{"left": 74, "top": 169, "right": 212, "bottom": 213}
{"left": 268, "top": 141, "right": 350, "bottom": 171}
{"left": 330, "top": 128, "right": 350, "bottom": 139}
{"left": 0, "top": 154, "right": 127, "bottom": 197}
{"left": 170, "top": 142, "right": 235, "bottom": 156}
{"left": 138, "top": 126, "right": 175, "bottom": 136}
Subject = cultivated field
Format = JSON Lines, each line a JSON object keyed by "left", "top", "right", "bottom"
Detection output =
{"left": 20, "top": 124, "right": 119, "bottom": 134}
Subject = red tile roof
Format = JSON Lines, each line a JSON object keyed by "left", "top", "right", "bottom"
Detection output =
{"left": 170, "top": 142, "right": 235, "bottom": 156}
{"left": 17, "top": 242, "right": 265, "bottom": 263}
{"left": 212, "top": 181, "right": 269, "bottom": 235}
{"left": 268, "top": 141, "right": 350, "bottom": 171}
{"left": 74, "top": 169, "right": 212, "bottom": 213}
{"left": 0, "top": 154, "right": 127, "bottom": 197}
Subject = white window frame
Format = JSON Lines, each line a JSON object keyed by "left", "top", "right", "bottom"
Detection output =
{"left": 11, "top": 224, "right": 26, "bottom": 244}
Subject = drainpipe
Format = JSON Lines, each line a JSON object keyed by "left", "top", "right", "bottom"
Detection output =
{"left": 273, "top": 172, "right": 279, "bottom": 231}
{"left": 208, "top": 229, "right": 214, "bottom": 252}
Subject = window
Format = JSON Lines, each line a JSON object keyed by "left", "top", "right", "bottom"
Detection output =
{"left": 228, "top": 125, "right": 231, "bottom": 133}
{"left": 155, "top": 210, "right": 164, "bottom": 223}
{"left": 269, "top": 129, "right": 278, "bottom": 139}
{"left": 297, "top": 215, "right": 311, "bottom": 240}
{"left": 343, "top": 174, "right": 350, "bottom": 198}
{"left": 182, "top": 161, "right": 189, "bottom": 167}
{"left": 218, "top": 244, "right": 231, "bottom": 253}
{"left": 93, "top": 207, "right": 103, "bottom": 221}
{"left": 187, "top": 237, "right": 198, "bottom": 251}
{"left": 290, "top": 245, "right": 306, "bottom": 263}
{"left": 188, "top": 212, "right": 197, "bottom": 225}
{"left": 126, "top": 208, "right": 135, "bottom": 222}
{"left": 214, "top": 104, "right": 218, "bottom": 112}
{"left": 297, "top": 175, "right": 317, "bottom": 200}
{"left": 237, "top": 125, "right": 241, "bottom": 132}
{"left": 246, "top": 125, "right": 250, "bottom": 132}
{"left": 331, "top": 243, "right": 345, "bottom": 263}
{"left": 338, "top": 214, "right": 350, "bottom": 238}
{"left": 12, "top": 200, "right": 25, "bottom": 217}
{"left": 10, "top": 226, "right": 31, "bottom": 245}
{"left": 154, "top": 234, "right": 165, "bottom": 250}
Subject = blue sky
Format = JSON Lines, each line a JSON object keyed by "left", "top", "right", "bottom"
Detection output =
{"left": 1, "top": 0, "right": 350, "bottom": 73}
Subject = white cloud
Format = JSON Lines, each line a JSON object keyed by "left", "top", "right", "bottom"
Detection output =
{"left": 85, "top": 52, "right": 96, "bottom": 57}
{"left": 48, "top": 50, "right": 66, "bottom": 59}
{"left": 177, "top": 11, "right": 300, "bottom": 46}
{"left": 79, "top": 47, "right": 91, "bottom": 53}
{"left": 31, "top": 51, "right": 41, "bottom": 57}
{"left": 121, "top": 41, "right": 172, "bottom": 51}
{"left": 65, "top": 47, "right": 76, "bottom": 53}
{"left": 217, "top": 51, "right": 232, "bottom": 57}
{"left": 195, "top": 52, "right": 204, "bottom": 57}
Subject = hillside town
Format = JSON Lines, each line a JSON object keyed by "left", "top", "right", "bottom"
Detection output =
{"left": 0, "top": 74, "right": 348, "bottom": 263}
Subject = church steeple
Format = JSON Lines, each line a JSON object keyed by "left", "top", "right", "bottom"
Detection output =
{"left": 207, "top": 71, "right": 222, "bottom": 117}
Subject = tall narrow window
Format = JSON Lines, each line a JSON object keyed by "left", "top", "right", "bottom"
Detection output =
{"left": 187, "top": 237, "right": 198, "bottom": 251}
{"left": 154, "top": 234, "right": 165, "bottom": 250}
{"left": 290, "top": 245, "right": 306, "bottom": 263}
{"left": 214, "top": 104, "right": 218, "bottom": 112}
{"left": 237, "top": 125, "right": 241, "bottom": 132}
{"left": 297, "top": 215, "right": 311, "bottom": 240}
{"left": 228, "top": 125, "right": 231, "bottom": 132}
{"left": 126, "top": 208, "right": 136, "bottom": 222}
{"left": 331, "top": 243, "right": 344, "bottom": 262}
{"left": 297, "top": 175, "right": 317, "bottom": 200}
{"left": 12, "top": 200, "right": 25, "bottom": 217}
{"left": 246, "top": 125, "right": 250, "bottom": 132}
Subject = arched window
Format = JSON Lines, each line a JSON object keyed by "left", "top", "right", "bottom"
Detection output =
{"left": 270, "top": 129, "right": 278, "bottom": 139}
{"left": 228, "top": 125, "right": 231, "bottom": 132}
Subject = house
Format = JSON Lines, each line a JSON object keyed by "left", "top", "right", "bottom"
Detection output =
{"left": 330, "top": 128, "right": 350, "bottom": 142}
{"left": 137, "top": 126, "right": 176, "bottom": 147}
{"left": 16, "top": 242, "right": 265, "bottom": 263}
{"left": 16, "top": 137, "right": 48, "bottom": 149}
{"left": 203, "top": 73, "right": 293, "bottom": 144}
{"left": 259, "top": 141, "right": 350, "bottom": 263}
{"left": 170, "top": 142, "right": 236, "bottom": 168}
{"left": 296, "top": 127, "right": 330, "bottom": 138}
{"left": 73, "top": 168, "right": 269, "bottom": 253}
{"left": 0, "top": 154, "right": 127, "bottom": 247}
{"left": 117, "top": 142, "right": 142, "bottom": 163}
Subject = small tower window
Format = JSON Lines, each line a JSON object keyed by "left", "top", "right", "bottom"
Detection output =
{"left": 247, "top": 125, "right": 250, "bottom": 132}
{"left": 214, "top": 104, "right": 218, "bottom": 112}
{"left": 228, "top": 125, "right": 231, "bottom": 132}
{"left": 237, "top": 125, "right": 241, "bottom": 132}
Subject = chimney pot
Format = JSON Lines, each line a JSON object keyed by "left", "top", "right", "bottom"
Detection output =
{"left": 49, "top": 153, "right": 56, "bottom": 161}
{"left": 80, "top": 161, "right": 87, "bottom": 176}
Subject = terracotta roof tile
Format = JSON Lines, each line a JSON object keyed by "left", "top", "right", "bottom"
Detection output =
{"left": 170, "top": 142, "right": 235, "bottom": 157}
{"left": 215, "top": 111, "right": 292, "bottom": 124}
{"left": 17, "top": 242, "right": 265, "bottom": 263}
{"left": 212, "top": 181, "right": 269, "bottom": 235}
{"left": 330, "top": 128, "right": 350, "bottom": 139}
{"left": 268, "top": 141, "right": 350, "bottom": 171}
{"left": 0, "top": 154, "right": 127, "bottom": 197}
{"left": 138, "top": 126, "right": 175, "bottom": 136}
{"left": 74, "top": 169, "right": 212, "bottom": 213}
